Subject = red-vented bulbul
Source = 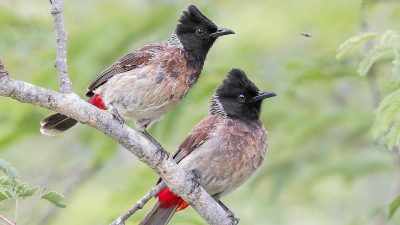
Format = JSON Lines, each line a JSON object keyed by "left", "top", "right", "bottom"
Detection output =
{"left": 40, "top": 5, "right": 234, "bottom": 146}
{"left": 139, "top": 69, "right": 276, "bottom": 225}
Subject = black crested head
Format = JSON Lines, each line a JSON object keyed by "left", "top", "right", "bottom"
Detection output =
{"left": 210, "top": 69, "right": 276, "bottom": 121}
{"left": 176, "top": 5, "right": 234, "bottom": 59}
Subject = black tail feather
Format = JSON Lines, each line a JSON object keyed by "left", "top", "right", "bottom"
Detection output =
{"left": 40, "top": 113, "right": 77, "bottom": 136}
{"left": 139, "top": 201, "right": 178, "bottom": 225}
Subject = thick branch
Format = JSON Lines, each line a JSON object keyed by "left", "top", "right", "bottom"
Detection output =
{"left": 50, "top": 0, "right": 72, "bottom": 93}
{"left": 111, "top": 182, "right": 166, "bottom": 225}
{"left": 0, "top": 73, "right": 234, "bottom": 225}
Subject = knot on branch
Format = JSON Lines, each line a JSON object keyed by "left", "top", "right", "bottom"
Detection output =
{"left": 51, "top": 8, "right": 63, "bottom": 15}
{"left": 0, "top": 57, "right": 9, "bottom": 77}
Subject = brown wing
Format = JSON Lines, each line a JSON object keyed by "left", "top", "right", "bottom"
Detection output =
{"left": 156, "top": 116, "right": 220, "bottom": 184}
{"left": 85, "top": 44, "right": 162, "bottom": 97}
{"left": 172, "top": 116, "right": 220, "bottom": 163}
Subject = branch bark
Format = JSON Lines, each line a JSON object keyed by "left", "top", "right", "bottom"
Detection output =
{"left": 111, "top": 182, "right": 166, "bottom": 225}
{"left": 0, "top": 1, "right": 234, "bottom": 224}
{"left": 0, "top": 214, "right": 15, "bottom": 225}
{"left": 50, "top": 0, "right": 72, "bottom": 93}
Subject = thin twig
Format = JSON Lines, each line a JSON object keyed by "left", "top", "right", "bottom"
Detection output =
{"left": 111, "top": 182, "right": 166, "bottom": 225}
{"left": 0, "top": 214, "right": 15, "bottom": 225}
{"left": 50, "top": 0, "right": 72, "bottom": 93}
{"left": 14, "top": 200, "right": 17, "bottom": 225}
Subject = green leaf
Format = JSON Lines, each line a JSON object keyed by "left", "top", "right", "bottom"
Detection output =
{"left": 372, "top": 89, "right": 400, "bottom": 148}
{"left": 0, "top": 159, "right": 19, "bottom": 185}
{"left": 15, "top": 182, "right": 27, "bottom": 195}
{"left": 0, "top": 176, "right": 10, "bottom": 186}
{"left": 0, "top": 191, "right": 9, "bottom": 201}
{"left": 336, "top": 32, "right": 377, "bottom": 60}
{"left": 5, "top": 189, "right": 16, "bottom": 198}
{"left": 393, "top": 47, "right": 400, "bottom": 81}
{"left": 41, "top": 191, "right": 66, "bottom": 208}
{"left": 19, "top": 186, "right": 39, "bottom": 198}
{"left": 357, "top": 30, "right": 399, "bottom": 76}
{"left": 389, "top": 196, "right": 400, "bottom": 219}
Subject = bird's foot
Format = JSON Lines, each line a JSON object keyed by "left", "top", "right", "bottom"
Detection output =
{"left": 229, "top": 215, "right": 240, "bottom": 225}
{"left": 141, "top": 129, "right": 163, "bottom": 151}
{"left": 218, "top": 200, "right": 239, "bottom": 225}
{"left": 188, "top": 169, "right": 201, "bottom": 195}
{"left": 109, "top": 103, "right": 124, "bottom": 125}
{"left": 140, "top": 129, "right": 168, "bottom": 165}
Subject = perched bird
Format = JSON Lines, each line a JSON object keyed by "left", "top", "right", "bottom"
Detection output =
{"left": 139, "top": 69, "right": 276, "bottom": 225}
{"left": 40, "top": 5, "right": 234, "bottom": 146}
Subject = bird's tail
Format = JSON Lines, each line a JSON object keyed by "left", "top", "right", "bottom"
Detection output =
{"left": 40, "top": 113, "right": 77, "bottom": 136}
{"left": 139, "top": 201, "right": 179, "bottom": 225}
{"left": 40, "top": 93, "right": 107, "bottom": 136}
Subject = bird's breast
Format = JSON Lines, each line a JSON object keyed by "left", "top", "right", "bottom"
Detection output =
{"left": 99, "top": 49, "right": 202, "bottom": 122}
{"left": 178, "top": 118, "right": 267, "bottom": 197}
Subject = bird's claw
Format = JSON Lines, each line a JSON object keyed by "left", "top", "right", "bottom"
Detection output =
{"left": 110, "top": 103, "right": 124, "bottom": 125}
{"left": 112, "top": 112, "right": 124, "bottom": 125}
{"left": 217, "top": 200, "right": 239, "bottom": 224}
{"left": 229, "top": 215, "right": 240, "bottom": 225}
{"left": 188, "top": 170, "right": 201, "bottom": 194}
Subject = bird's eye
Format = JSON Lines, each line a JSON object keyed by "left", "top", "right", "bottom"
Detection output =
{"left": 195, "top": 28, "right": 206, "bottom": 37}
{"left": 238, "top": 94, "right": 246, "bottom": 103}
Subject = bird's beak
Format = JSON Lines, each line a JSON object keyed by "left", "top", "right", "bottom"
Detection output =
{"left": 253, "top": 91, "right": 277, "bottom": 102}
{"left": 211, "top": 28, "right": 235, "bottom": 38}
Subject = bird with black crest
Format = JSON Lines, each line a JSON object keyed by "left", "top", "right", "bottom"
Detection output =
{"left": 139, "top": 68, "right": 276, "bottom": 225}
{"left": 40, "top": 5, "right": 234, "bottom": 149}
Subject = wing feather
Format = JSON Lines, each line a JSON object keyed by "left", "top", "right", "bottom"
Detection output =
{"left": 85, "top": 44, "right": 163, "bottom": 97}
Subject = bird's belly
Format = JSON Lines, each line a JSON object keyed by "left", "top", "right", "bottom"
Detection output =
{"left": 100, "top": 68, "right": 190, "bottom": 122}
{"left": 178, "top": 138, "right": 260, "bottom": 197}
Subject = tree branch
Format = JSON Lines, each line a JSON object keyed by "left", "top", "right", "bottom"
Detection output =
{"left": 50, "top": 0, "right": 72, "bottom": 93}
{"left": 0, "top": 67, "right": 234, "bottom": 225}
{"left": 111, "top": 182, "right": 166, "bottom": 225}
{"left": 0, "top": 214, "right": 15, "bottom": 225}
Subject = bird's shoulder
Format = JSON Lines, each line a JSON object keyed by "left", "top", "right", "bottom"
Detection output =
{"left": 172, "top": 115, "right": 222, "bottom": 163}
{"left": 86, "top": 43, "right": 168, "bottom": 97}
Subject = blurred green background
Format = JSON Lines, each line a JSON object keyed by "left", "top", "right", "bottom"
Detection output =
{"left": 1, "top": 0, "right": 400, "bottom": 224}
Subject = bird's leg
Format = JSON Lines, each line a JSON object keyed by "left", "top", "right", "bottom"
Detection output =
{"left": 109, "top": 102, "right": 124, "bottom": 125}
{"left": 140, "top": 129, "right": 164, "bottom": 152}
{"left": 137, "top": 120, "right": 168, "bottom": 162}
{"left": 217, "top": 200, "right": 240, "bottom": 225}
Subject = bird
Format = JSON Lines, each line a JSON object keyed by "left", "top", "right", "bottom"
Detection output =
{"left": 40, "top": 5, "right": 234, "bottom": 148}
{"left": 139, "top": 68, "right": 276, "bottom": 225}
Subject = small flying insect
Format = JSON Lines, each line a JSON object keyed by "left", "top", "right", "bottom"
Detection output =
{"left": 301, "top": 33, "right": 312, "bottom": 37}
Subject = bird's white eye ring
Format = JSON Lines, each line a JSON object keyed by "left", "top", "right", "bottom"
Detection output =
{"left": 238, "top": 94, "right": 246, "bottom": 103}
{"left": 195, "top": 28, "right": 206, "bottom": 37}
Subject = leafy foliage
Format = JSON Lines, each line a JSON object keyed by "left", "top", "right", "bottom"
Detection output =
{"left": 357, "top": 30, "right": 399, "bottom": 76}
{"left": 0, "top": 159, "right": 66, "bottom": 208}
{"left": 338, "top": 30, "right": 400, "bottom": 149}
{"left": 41, "top": 191, "right": 66, "bottom": 208}
{"left": 389, "top": 196, "right": 400, "bottom": 219}
{"left": 372, "top": 89, "right": 400, "bottom": 148}
{"left": 336, "top": 32, "right": 377, "bottom": 60}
